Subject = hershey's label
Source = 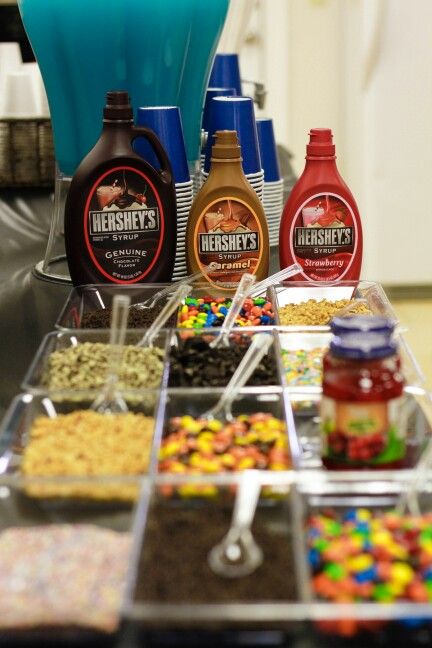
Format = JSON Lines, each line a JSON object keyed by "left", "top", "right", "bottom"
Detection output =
{"left": 199, "top": 232, "right": 259, "bottom": 254}
{"left": 294, "top": 226, "right": 353, "bottom": 248}
{"left": 89, "top": 208, "right": 159, "bottom": 235}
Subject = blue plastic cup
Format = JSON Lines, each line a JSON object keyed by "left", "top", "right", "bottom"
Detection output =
{"left": 202, "top": 87, "right": 237, "bottom": 132}
{"left": 204, "top": 96, "right": 261, "bottom": 175}
{"left": 134, "top": 106, "right": 190, "bottom": 184}
{"left": 256, "top": 118, "right": 281, "bottom": 182}
{"left": 208, "top": 53, "right": 242, "bottom": 95}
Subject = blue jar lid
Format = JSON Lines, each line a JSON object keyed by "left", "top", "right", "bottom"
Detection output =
{"left": 330, "top": 332, "right": 398, "bottom": 360}
{"left": 330, "top": 315, "right": 395, "bottom": 336}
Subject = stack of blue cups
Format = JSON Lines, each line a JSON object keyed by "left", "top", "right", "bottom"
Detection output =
{"left": 208, "top": 53, "right": 243, "bottom": 95}
{"left": 256, "top": 117, "right": 283, "bottom": 247}
{"left": 202, "top": 96, "right": 264, "bottom": 200}
{"left": 134, "top": 106, "right": 192, "bottom": 279}
{"left": 198, "top": 86, "right": 237, "bottom": 193}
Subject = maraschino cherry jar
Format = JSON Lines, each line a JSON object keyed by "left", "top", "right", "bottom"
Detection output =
{"left": 321, "top": 322, "right": 405, "bottom": 469}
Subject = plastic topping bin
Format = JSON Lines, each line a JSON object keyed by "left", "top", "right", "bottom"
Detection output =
{"left": 0, "top": 482, "right": 134, "bottom": 639}
{"left": 122, "top": 470, "right": 432, "bottom": 639}
{"left": 291, "top": 471, "right": 432, "bottom": 638}
{"left": 0, "top": 391, "right": 166, "bottom": 501}
{"left": 167, "top": 329, "right": 283, "bottom": 389}
{"left": 274, "top": 281, "right": 398, "bottom": 330}
{"left": 56, "top": 283, "right": 174, "bottom": 330}
{"left": 124, "top": 472, "right": 301, "bottom": 629}
{"left": 56, "top": 283, "right": 278, "bottom": 331}
{"left": 277, "top": 329, "right": 424, "bottom": 394}
{"left": 21, "top": 329, "right": 171, "bottom": 395}
{"left": 156, "top": 386, "right": 300, "bottom": 478}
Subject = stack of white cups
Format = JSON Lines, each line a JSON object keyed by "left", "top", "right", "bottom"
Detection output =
{"left": 173, "top": 179, "right": 193, "bottom": 278}
{"left": 262, "top": 179, "right": 284, "bottom": 246}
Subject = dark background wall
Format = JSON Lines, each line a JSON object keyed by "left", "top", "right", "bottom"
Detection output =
{"left": 0, "top": 4, "right": 34, "bottom": 61}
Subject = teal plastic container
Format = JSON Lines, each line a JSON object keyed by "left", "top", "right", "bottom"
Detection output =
{"left": 18, "top": 0, "right": 229, "bottom": 176}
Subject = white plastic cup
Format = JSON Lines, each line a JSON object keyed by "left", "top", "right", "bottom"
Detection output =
{"left": 23, "top": 62, "right": 50, "bottom": 117}
{"left": 3, "top": 71, "right": 39, "bottom": 117}
{"left": 0, "top": 42, "right": 22, "bottom": 115}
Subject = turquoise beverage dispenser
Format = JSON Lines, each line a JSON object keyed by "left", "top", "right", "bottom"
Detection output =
{"left": 18, "top": 0, "right": 229, "bottom": 281}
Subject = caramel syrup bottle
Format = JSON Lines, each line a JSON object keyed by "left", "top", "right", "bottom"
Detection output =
{"left": 187, "top": 130, "right": 269, "bottom": 290}
{"left": 65, "top": 91, "right": 176, "bottom": 286}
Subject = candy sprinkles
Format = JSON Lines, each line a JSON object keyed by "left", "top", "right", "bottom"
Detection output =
{"left": 177, "top": 296, "right": 275, "bottom": 328}
{"left": 0, "top": 525, "right": 130, "bottom": 632}
{"left": 281, "top": 347, "right": 325, "bottom": 386}
{"left": 307, "top": 508, "right": 432, "bottom": 603}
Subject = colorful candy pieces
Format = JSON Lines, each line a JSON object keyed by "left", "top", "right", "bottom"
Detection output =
{"left": 307, "top": 508, "right": 432, "bottom": 604}
{"left": 281, "top": 347, "right": 325, "bottom": 386}
{"left": 178, "top": 296, "right": 275, "bottom": 328}
{"left": 158, "top": 413, "right": 290, "bottom": 476}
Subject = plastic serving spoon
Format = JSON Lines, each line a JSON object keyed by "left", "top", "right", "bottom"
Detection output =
{"left": 247, "top": 262, "right": 302, "bottom": 297}
{"left": 202, "top": 333, "right": 273, "bottom": 421}
{"left": 138, "top": 284, "right": 192, "bottom": 347}
{"left": 134, "top": 262, "right": 219, "bottom": 310}
{"left": 210, "top": 273, "right": 256, "bottom": 349}
{"left": 91, "top": 294, "right": 130, "bottom": 414}
{"left": 208, "top": 470, "right": 263, "bottom": 578}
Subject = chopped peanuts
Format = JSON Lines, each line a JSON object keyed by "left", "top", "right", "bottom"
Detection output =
{"left": 22, "top": 411, "right": 155, "bottom": 500}
{"left": 278, "top": 299, "right": 371, "bottom": 326}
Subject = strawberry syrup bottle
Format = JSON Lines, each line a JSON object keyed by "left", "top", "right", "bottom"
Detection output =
{"left": 279, "top": 128, "right": 363, "bottom": 282}
{"left": 321, "top": 332, "right": 405, "bottom": 470}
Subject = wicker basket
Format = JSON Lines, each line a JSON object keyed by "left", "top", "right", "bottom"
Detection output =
{"left": 0, "top": 118, "right": 55, "bottom": 188}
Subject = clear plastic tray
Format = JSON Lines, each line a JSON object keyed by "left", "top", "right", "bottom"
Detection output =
{"left": 157, "top": 386, "right": 301, "bottom": 474}
{"left": 0, "top": 481, "right": 135, "bottom": 640}
{"left": 0, "top": 392, "right": 166, "bottom": 497}
{"left": 56, "top": 283, "right": 172, "bottom": 330}
{"left": 21, "top": 329, "right": 171, "bottom": 395}
{"left": 124, "top": 473, "right": 300, "bottom": 629}
{"left": 273, "top": 281, "right": 398, "bottom": 330}
{"left": 122, "top": 470, "right": 432, "bottom": 634}
{"left": 291, "top": 471, "right": 432, "bottom": 627}
{"left": 56, "top": 283, "right": 278, "bottom": 330}
{"left": 167, "top": 328, "right": 284, "bottom": 389}
{"left": 277, "top": 329, "right": 425, "bottom": 393}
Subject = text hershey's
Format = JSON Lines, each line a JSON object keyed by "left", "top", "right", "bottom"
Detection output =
{"left": 89, "top": 208, "right": 159, "bottom": 235}
{"left": 199, "top": 232, "right": 259, "bottom": 254}
{"left": 294, "top": 226, "right": 353, "bottom": 247}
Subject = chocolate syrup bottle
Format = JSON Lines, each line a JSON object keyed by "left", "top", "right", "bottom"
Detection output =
{"left": 65, "top": 91, "right": 176, "bottom": 286}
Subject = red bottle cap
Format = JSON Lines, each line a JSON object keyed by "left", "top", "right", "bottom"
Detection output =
{"left": 306, "top": 128, "right": 336, "bottom": 157}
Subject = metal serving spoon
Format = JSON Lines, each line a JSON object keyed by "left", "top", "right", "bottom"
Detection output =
{"left": 208, "top": 470, "right": 263, "bottom": 578}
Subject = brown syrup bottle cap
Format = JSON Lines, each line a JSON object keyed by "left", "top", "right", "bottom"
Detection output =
{"left": 211, "top": 130, "right": 242, "bottom": 160}
{"left": 103, "top": 91, "right": 133, "bottom": 121}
